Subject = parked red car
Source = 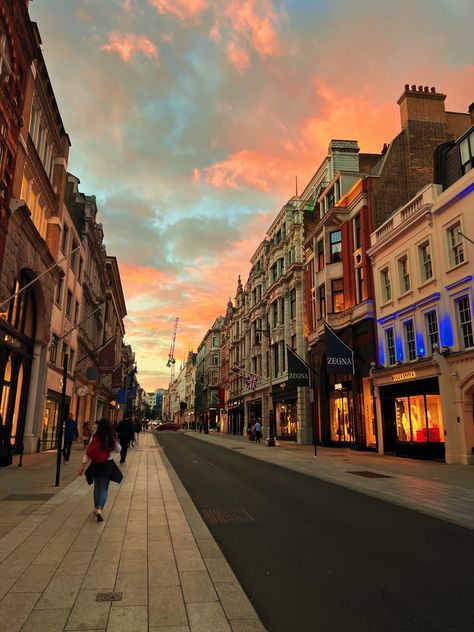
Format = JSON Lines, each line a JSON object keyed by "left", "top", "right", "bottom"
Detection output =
{"left": 156, "top": 422, "right": 180, "bottom": 431}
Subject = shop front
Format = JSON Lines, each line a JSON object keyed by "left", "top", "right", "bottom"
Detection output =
{"left": 272, "top": 384, "right": 297, "bottom": 441}
{"left": 41, "top": 390, "right": 71, "bottom": 451}
{"left": 227, "top": 398, "right": 244, "bottom": 435}
{"left": 246, "top": 399, "right": 262, "bottom": 434}
{"left": 376, "top": 369, "right": 445, "bottom": 461}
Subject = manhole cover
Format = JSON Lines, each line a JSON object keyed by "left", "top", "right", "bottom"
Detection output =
{"left": 96, "top": 592, "right": 122, "bottom": 602}
{"left": 3, "top": 493, "right": 54, "bottom": 501}
{"left": 201, "top": 507, "right": 254, "bottom": 524}
{"left": 347, "top": 471, "right": 392, "bottom": 479}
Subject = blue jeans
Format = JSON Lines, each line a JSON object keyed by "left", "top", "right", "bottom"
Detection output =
{"left": 93, "top": 476, "right": 110, "bottom": 509}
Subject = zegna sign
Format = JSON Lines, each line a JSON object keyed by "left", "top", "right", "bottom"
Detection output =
{"left": 392, "top": 371, "right": 416, "bottom": 382}
{"left": 327, "top": 357, "right": 352, "bottom": 366}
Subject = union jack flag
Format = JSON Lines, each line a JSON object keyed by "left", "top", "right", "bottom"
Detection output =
{"left": 244, "top": 373, "right": 258, "bottom": 391}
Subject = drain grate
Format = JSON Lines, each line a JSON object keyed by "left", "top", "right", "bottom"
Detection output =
{"left": 3, "top": 493, "right": 54, "bottom": 501}
{"left": 96, "top": 592, "right": 122, "bottom": 602}
{"left": 231, "top": 447, "right": 247, "bottom": 450}
{"left": 347, "top": 470, "right": 392, "bottom": 479}
{"left": 201, "top": 507, "right": 254, "bottom": 525}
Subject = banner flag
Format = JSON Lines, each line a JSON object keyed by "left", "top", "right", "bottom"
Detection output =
{"left": 286, "top": 346, "right": 311, "bottom": 387}
{"left": 112, "top": 363, "right": 123, "bottom": 388}
{"left": 117, "top": 388, "right": 126, "bottom": 404}
{"left": 98, "top": 337, "right": 116, "bottom": 374}
{"left": 324, "top": 322, "right": 354, "bottom": 374}
{"left": 244, "top": 373, "right": 258, "bottom": 391}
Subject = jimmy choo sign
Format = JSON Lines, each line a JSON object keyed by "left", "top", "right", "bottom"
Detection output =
{"left": 392, "top": 371, "right": 416, "bottom": 382}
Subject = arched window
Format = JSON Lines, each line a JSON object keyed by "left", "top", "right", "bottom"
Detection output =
{"left": 0, "top": 22, "right": 12, "bottom": 83}
{"left": 7, "top": 271, "right": 37, "bottom": 341}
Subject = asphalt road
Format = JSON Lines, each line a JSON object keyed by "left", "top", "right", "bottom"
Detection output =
{"left": 155, "top": 431, "right": 474, "bottom": 632}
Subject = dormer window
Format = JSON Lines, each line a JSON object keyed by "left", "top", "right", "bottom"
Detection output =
{"left": 0, "top": 24, "right": 12, "bottom": 83}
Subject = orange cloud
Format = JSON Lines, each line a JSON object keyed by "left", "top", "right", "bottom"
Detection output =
{"left": 224, "top": 0, "right": 281, "bottom": 58}
{"left": 148, "top": 0, "right": 208, "bottom": 20}
{"left": 226, "top": 41, "right": 251, "bottom": 73}
{"left": 101, "top": 32, "right": 159, "bottom": 62}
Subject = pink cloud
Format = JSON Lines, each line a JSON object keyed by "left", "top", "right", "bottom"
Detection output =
{"left": 226, "top": 41, "right": 251, "bottom": 73}
{"left": 101, "top": 32, "right": 159, "bottom": 63}
{"left": 224, "top": 0, "right": 281, "bottom": 58}
{"left": 148, "top": 0, "right": 208, "bottom": 20}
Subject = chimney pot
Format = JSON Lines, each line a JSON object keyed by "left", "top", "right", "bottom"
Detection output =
{"left": 424, "top": 86, "right": 429, "bottom": 92}
{"left": 411, "top": 84, "right": 416, "bottom": 91}
{"left": 405, "top": 84, "right": 409, "bottom": 90}
{"left": 418, "top": 85, "right": 423, "bottom": 92}
{"left": 431, "top": 87, "right": 436, "bottom": 93}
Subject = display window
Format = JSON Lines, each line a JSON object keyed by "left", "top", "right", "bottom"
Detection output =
{"left": 277, "top": 401, "right": 297, "bottom": 439}
{"left": 395, "top": 394, "right": 443, "bottom": 444}
{"left": 362, "top": 378, "right": 377, "bottom": 448}
{"left": 329, "top": 389, "right": 353, "bottom": 443}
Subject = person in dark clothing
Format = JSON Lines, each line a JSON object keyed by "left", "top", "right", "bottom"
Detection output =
{"left": 63, "top": 412, "right": 79, "bottom": 463}
{"left": 134, "top": 419, "right": 142, "bottom": 445}
{"left": 116, "top": 417, "right": 134, "bottom": 463}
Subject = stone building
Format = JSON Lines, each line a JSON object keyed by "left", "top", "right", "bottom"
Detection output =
{"left": 303, "top": 86, "right": 471, "bottom": 453}
{"left": 368, "top": 124, "right": 474, "bottom": 464}
{"left": 0, "top": 1, "right": 34, "bottom": 276}
{"left": 0, "top": 30, "right": 70, "bottom": 453}
{"left": 42, "top": 203, "right": 85, "bottom": 449}
{"left": 195, "top": 317, "right": 224, "bottom": 430}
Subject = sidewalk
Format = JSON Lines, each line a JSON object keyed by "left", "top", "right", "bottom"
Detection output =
{"left": 185, "top": 431, "right": 474, "bottom": 530}
{"left": 0, "top": 433, "right": 266, "bottom": 632}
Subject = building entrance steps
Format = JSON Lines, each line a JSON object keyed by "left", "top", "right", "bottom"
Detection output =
{"left": 0, "top": 433, "right": 266, "bottom": 632}
{"left": 185, "top": 431, "right": 474, "bottom": 530}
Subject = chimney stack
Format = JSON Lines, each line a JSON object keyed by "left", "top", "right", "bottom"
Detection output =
{"left": 398, "top": 83, "right": 447, "bottom": 130}
{"left": 469, "top": 102, "right": 474, "bottom": 125}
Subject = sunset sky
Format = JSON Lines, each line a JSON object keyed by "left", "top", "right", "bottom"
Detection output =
{"left": 30, "top": 0, "right": 474, "bottom": 390}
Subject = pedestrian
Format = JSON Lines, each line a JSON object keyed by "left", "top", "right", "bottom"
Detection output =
{"left": 116, "top": 416, "right": 134, "bottom": 463}
{"left": 78, "top": 417, "right": 122, "bottom": 521}
{"left": 82, "top": 421, "right": 91, "bottom": 447}
{"left": 134, "top": 419, "right": 142, "bottom": 445}
{"left": 62, "top": 412, "right": 79, "bottom": 463}
{"left": 253, "top": 420, "right": 262, "bottom": 443}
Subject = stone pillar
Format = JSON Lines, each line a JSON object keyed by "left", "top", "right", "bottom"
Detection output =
{"left": 296, "top": 386, "right": 311, "bottom": 444}
{"left": 24, "top": 342, "right": 47, "bottom": 453}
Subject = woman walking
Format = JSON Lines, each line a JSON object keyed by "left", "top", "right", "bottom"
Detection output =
{"left": 78, "top": 418, "right": 121, "bottom": 521}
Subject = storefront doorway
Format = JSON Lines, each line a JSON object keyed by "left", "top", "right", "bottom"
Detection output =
{"left": 329, "top": 385, "right": 354, "bottom": 445}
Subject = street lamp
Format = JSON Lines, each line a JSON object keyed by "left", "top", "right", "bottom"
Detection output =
{"left": 254, "top": 318, "right": 275, "bottom": 447}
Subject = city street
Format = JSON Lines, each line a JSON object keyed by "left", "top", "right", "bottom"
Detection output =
{"left": 156, "top": 431, "right": 474, "bottom": 632}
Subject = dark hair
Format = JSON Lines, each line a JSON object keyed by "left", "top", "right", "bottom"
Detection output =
{"left": 95, "top": 417, "right": 116, "bottom": 452}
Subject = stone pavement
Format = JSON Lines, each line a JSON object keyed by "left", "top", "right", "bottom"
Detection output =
{"left": 186, "top": 431, "right": 474, "bottom": 530}
{"left": 0, "top": 433, "right": 266, "bottom": 632}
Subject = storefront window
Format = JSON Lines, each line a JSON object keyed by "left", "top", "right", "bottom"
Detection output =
{"left": 362, "top": 378, "right": 377, "bottom": 448}
{"left": 395, "top": 394, "right": 443, "bottom": 444}
{"left": 277, "top": 401, "right": 296, "bottom": 439}
{"left": 330, "top": 389, "right": 352, "bottom": 443}
{"left": 395, "top": 397, "right": 411, "bottom": 442}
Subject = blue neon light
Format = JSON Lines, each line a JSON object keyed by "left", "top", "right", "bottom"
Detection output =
{"left": 395, "top": 335, "right": 404, "bottom": 361}
{"left": 378, "top": 337, "right": 385, "bottom": 365}
{"left": 416, "top": 330, "right": 425, "bottom": 357}
{"left": 440, "top": 314, "right": 454, "bottom": 347}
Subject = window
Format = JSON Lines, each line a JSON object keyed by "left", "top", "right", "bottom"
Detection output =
{"left": 330, "top": 230, "right": 342, "bottom": 263}
{"left": 290, "top": 288, "right": 296, "bottom": 319}
{"left": 318, "top": 284, "right": 326, "bottom": 319}
{"left": 291, "top": 334, "right": 297, "bottom": 351}
{"left": 354, "top": 214, "right": 361, "bottom": 250}
{"left": 280, "top": 340, "right": 286, "bottom": 371}
{"left": 68, "top": 349, "right": 75, "bottom": 373}
{"left": 278, "top": 257, "right": 284, "bottom": 277}
{"left": 212, "top": 335, "right": 219, "bottom": 347}
{"left": 78, "top": 258, "right": 83, "bottom": 283}
{"left": 418, "top": 241, "right": 432, "bottom": 282}
{"left": 403, "top": 320, "right": 416, "bottom": 361}
{"left": 271, "top": 263, "right": 277, "bottom": 283}
{"left": 71, "top": 243, "right": 78, "bottom": 271}
{"left": 447, "top": 222, "right": 464, "bottom": 267}
{"left": 331, "top": 279, "right": 344, "bottom": 313}
{"left": 61, "top": 342, "right": 68, "bottom": 368}
{"left": 56, "top": 277, "right": 63, "bottom": 306}
{"left": 425, "top": 311, "right": 439, "bottom": 354}
{"left": 50, "top": 334, "right": 59, "bottom": 365}
{"left": 211, "top": 352, "right": 219, "bottom": 366}
{"left": 61, "top": 224, "right": 69, "bottom": 253}
{"left": 398, "top": 256, "right": 410, "bottom": 293}
{"left": 66, "top": 290, "right": 73, "bottom": 319}
{"left": 317, "top": 239, "right": 324, "bottom": 271}
{"left": 460, "top": 131, "right": 474, "bottom": 174}
{"left": 273, "top": 343, "right": 279, "bottom": 376}
{"left": 0, "top": 24, "right": 12, "bottom": 83}
{"left": 456, "top": 296, "right": 474, "bottom": 349}
{"left": 75, "top": 301, "right": 80, "bottom": 325}
{"left": 272, "top": 300, "right": 278, "bottom": 327}
{"left": 385, "top": 328, "right": 396, "bottom": 366}
{"left": 381, "top": 267, "right": 391, "bottom": 302}
{"left": 279, "top": 297, "right": 285, "bottom": 325}
{"left": 356, "top": 267, "right": 364, "bottom": 304}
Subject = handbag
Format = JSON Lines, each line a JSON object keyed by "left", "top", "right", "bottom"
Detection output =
{"left": 109, "top": 460, "right": 123, "bottom": 484}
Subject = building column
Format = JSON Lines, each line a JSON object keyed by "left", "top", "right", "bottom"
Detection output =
{"left": 373, "top": 384, "right": 384, "bottom": 455}
{"left": 24, "top": 342, "right": 47, "bottom": 453}
{"left": 296, "top": 386, "right": 311, "bottom": 444}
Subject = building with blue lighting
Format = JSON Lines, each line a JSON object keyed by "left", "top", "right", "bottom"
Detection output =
{"left": 369, "top": 123, "right": 474, "bottom": 464}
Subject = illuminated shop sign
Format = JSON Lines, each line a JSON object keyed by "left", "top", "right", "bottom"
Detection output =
{"left": 392, "top": 371, "right": 416, "bottom": 382}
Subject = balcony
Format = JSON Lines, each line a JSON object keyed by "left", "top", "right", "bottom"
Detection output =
{"left": 372, "top": 184, "right": 440, "bottom": 246}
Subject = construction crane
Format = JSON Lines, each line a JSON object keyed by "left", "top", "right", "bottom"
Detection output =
{"left": 166, "top": 317, "right": 179, "bottom": 384}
